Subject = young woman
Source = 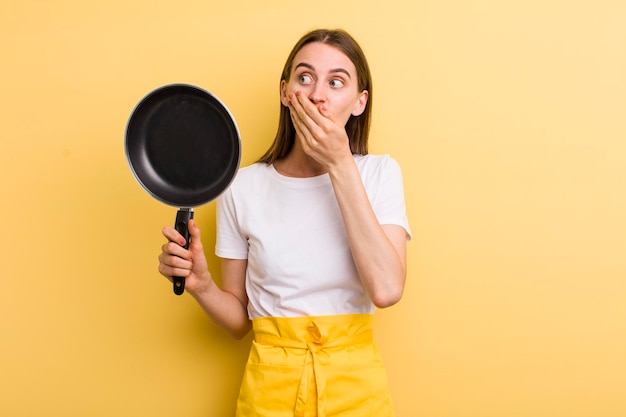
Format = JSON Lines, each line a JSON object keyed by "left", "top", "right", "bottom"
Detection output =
{"left": 158, "top": 28, "right": 411, "bottom": 417}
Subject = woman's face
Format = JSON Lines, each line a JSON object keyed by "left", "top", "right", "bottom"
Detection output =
{"left": 281, "top": 42, "right": 368, "bottom": 127}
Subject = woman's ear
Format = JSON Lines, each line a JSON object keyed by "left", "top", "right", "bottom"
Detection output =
{"left": 351, "top": 90, "right": 369, "bottom": 116}
{"left": 280, "top": 79, "right": 290, "bottom": 107}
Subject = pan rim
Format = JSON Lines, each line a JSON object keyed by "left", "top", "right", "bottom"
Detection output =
{"left": 124, "top": 83, "right": 241, "bottom": 207}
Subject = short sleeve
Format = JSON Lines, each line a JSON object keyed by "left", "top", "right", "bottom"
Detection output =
{"left": 215, "top": 187, "right": 249, "bottom": 259}
{"left": 367, "top": 156, "right": 412, "bottom": 241}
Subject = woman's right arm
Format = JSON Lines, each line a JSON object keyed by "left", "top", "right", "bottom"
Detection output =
{"left": 158, "top": 220, "right": 251, "bottom": 339}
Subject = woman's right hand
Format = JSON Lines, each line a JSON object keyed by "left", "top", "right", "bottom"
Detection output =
{"left": 158, "top": 219, "right": 251, "bottom": 338}
{"left": 157, "top": 219, "right": 213, "bottom": 295}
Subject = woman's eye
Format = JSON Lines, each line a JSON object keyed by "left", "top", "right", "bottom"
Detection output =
{"left": 330, "top": 79, "right": 345, "bottom": 88}
{"left": 299, "top": 74, "right": 313, "bottom": 84}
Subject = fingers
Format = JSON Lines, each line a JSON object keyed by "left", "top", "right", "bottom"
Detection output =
{"left": 288, "top": 93, "right": 323, "bottom": 152}
{"left": 162, "top": 225, "right": 186, "bottom": 247}
{"left": 187, "top": 220, "right": 204, "bottom": 252}
{"left": 159, "top": 224, "right": 193, "bottom": 280}
{"left": 289, "top": 94, "right": 319, "bottom": 141}
{"left": 290, "top": 110, "right": 310, "bottom": 149}
{"left": 158, "top": 251, "right": 192, "bottom": 280}
{"left": 288, "top": 92, "right": 352, "bottom": 169}
{"left": 291, "top": 91, "right": 329, "bottom": 125}
{"left": 158, "top": 220, "right": 209, "bottom": 285}
{"left": 162, "top": 220, "right": 202, "bottom": 243}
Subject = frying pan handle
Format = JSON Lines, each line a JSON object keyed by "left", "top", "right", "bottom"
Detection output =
{"left": 173, "top": 208, "right": 194, "bottom": 295}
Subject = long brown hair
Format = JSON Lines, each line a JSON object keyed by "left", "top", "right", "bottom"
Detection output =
{"left": 258, "top": 29, "right": 373, "bottom": 164}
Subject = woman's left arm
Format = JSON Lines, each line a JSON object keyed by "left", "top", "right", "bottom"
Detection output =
{"left": 328, "top": 160, "right": 407, "bottom": 308}
{"left": 289, "top": 91, "right": 407, "bottom": 307}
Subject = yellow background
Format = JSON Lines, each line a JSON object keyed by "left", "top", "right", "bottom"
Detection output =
{"left": 1, "top": 1, "right": 625, "bottom": 416}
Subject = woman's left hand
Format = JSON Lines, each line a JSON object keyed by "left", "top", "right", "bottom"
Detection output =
{"left": 288, "top": 91, "right": 353, "bottom": 169}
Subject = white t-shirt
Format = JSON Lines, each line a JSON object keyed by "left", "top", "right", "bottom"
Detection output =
{"left": 215, "top": 154, "right": 411, "bottom": 319}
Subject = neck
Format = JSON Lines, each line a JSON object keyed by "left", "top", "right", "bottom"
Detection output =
{"left": 273, "top": 146, "right": 327, "bottom": 178}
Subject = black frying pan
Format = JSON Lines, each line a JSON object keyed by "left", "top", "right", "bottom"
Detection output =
{"left": 125, "top": 84, "right": 241, "bottom": 295}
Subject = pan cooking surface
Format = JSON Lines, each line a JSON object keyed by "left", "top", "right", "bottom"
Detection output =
{"left": 126, "top": 84, "right": 240, "bottom": 207}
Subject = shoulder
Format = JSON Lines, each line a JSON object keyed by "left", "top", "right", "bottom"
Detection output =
{"left": 236, "top": 161, "right": 271, "bottom": 176}
{"left": 230, "top": 162, "right": 272, "bottom": 187}
{"left": 353, "top": 154, "right": 402, "bottom": 177}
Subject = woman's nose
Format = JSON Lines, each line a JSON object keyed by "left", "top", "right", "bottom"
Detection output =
{"left": 308, "top": 83, "right": 325, "bottom": 103}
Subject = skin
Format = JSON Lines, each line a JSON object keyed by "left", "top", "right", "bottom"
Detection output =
{"left": 158, "top": 42, "right": 407, "bottom": 339}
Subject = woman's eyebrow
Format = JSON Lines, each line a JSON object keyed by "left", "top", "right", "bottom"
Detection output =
{"left": 294, "top": 62, "right": 352, "bottom": 79}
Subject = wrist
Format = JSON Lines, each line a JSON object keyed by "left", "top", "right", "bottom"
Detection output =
{"left": 187, "top": 272, "right": 216, "bottom": 298}
{"left": 328, "top": 153, "right": 357, "bottom": 180}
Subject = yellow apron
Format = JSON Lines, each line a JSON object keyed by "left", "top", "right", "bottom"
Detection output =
{"left": 236, "top": 314, "right": 395, "bottom": 417}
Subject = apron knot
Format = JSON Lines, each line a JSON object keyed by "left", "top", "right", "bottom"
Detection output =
{"left": 307, "top": 320, "right": 328, "bottom": 345}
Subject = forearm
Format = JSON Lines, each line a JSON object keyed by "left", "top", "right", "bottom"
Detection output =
{"left": 328, "top": 158, "right": 407, "bottom": 308}
{"left": 190, "top": 282, "right": 251, "bottom": 339}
